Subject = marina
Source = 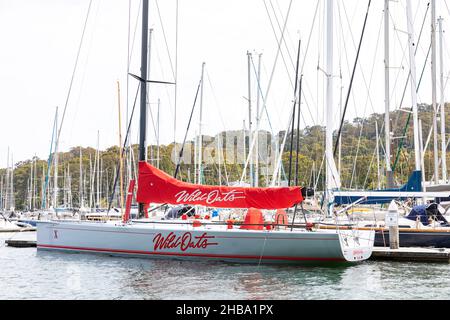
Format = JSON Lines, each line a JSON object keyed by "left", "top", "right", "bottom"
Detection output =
{"left": 3, "top": 231, "right": 450, "bottom": 300}
{"left": 2, "top": 0, "right": 450, "bottom": 302}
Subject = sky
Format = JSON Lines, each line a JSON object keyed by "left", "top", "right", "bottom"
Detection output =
{"left": 1, "top": 0, "right": 450, "bottom": 168}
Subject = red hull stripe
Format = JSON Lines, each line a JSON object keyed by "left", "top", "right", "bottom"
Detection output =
{"left": 37, "top": 244, "right": 345, "bottom": 262}
{"left": 47, "top": 227, "right": 336, "bottom": 241}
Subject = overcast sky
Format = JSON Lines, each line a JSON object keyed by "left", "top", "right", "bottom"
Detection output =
{"left": 1, "top": 0, "right": 449, "bottom": 168}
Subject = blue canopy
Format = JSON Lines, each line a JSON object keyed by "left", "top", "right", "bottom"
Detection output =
{"left": 405, "top": 203, "right": 450, "bottom": 226}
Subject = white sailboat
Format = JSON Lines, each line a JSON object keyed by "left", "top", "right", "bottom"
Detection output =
{"left": 36, "top": 0, "right": 374, "bottom": 265}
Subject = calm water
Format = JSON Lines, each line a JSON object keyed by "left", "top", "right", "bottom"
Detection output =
{"left": 1, "top": 231, "right": 450, "bottom": 300}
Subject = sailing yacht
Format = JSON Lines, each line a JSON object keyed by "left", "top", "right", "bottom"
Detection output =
{"left": 36, "top": 0, "right": 375, "bottom": 265}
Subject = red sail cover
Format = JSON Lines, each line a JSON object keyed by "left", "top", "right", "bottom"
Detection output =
{"left": 136, "top": 161, "right": 303, "bottom": 209}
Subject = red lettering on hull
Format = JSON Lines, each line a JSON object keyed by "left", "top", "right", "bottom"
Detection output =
{"left": 153, "top": 232, "right": 218, "bottom": 252}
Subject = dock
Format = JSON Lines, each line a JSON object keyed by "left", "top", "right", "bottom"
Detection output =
{"left": 0, "top": 227, "right": 36, "bottom": 233}
{"left": 370, "top": 247, "right": 450, "bottom": 263}
{"left": 5, "top": 239, "right": 37, "bottom": 247}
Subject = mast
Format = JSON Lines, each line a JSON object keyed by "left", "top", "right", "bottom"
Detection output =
{"left": 439, "top": 16, "right": 447, "bottom": 182}
{"left": 33, "top": 156, "right": 36, "bottom": 210}
{"left": 96, "top": 131, "right": 100, "bottom": 207}
{"left": 325, "top": 0, "right": 334, "bottom": 215}
{"left": 138, "top": 0, "right": 149, "bottom": 216}
{"left": 10, "top": 154, "right": 14, "bottom": 211}
{"left": 384, "top": 0, "right": 393, "bottom": 187}
{"left": 4, "top": 147, "right": 9, "bottom": 211}
{"left": 376, "top": 121, "right": 381, "bottom": 189}
{"left": 53, "top": 108, "right": 59, "bottom": 210}
{"left": 431, "top": 0, "right": 439, "bottom": 183}
{"left": 217, "top": 133, "right": 222, "bottom": 186}
{"left": 89, "top": 153, "right": 93, "bottom": 209}
{"left": 197, "top": 62, "right": 205, "bottom": 185}
{"left": 406, "top": 0, "right": 422, "bottom": 172}
{"left": 255, "top": 53, "right": 262, "bottom": 187}
{"left": 247, "top": 51, "right": 253, "bottom": 186}
{"left": 117, "top": 81, "right": 124, "bottom": 212}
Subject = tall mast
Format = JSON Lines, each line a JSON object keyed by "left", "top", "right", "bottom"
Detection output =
{"left": 197, "top": 62, "right": 205, "bottom": 185}
{"left": 325, "top": 0, "right": 334, "bottom": 215}
{"left": 439, "top": 16, "right": 447, "bottom": 182}
{"left": 5, "top": 147, "right": 9, "bottom": 211}
{"left": 53, "top": 108, "right": 59, "bottom": 209}
{"left": 33, "top": 156, "right": 36, "bottom": 210}
{"left": 376, "top": 121, "right": 381, "bottom": 189}
{"left": 138, "top": 0, "right": 149, "bottom": 216}
{"left": 96, "top": 131, "right": 100, "bottom": 207}
{"left": 117, "top": 81, "right": 124, "bottom": 212}
{"left": 384, "top": 0, "right": 393, "bottom": 187}
{"left": 10, "top": 154, "right": 14, "bottom": 211}
{"left": 255, "top": 53, "right": 262, "bottom": 187}
{"left": 79, "top": 147, "right": 83, "bottom": 208}
{"left": 247, "top": 51, "right": 253, "bottom": 186}
{"left": 217, "top": 134, "right": 222, "bottom": 186}
{"left": 431, "top": 0, "right": 439, "bottom": 183}
{"left": 406, "top": 0, "right": 421, "bottom": 172}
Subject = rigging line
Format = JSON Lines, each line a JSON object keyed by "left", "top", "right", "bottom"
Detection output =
{"left": 335, "top": 1, "right": 364, "bottom": 172}
{"left": 348, "top": 10, "right": 383, "bottom": 189}
{"left": 387, "top": 2, "right": 429, "bottom": 107}
{"left": 154, "top": 0, "right": 176, "bottom": 80}
{"left": 269, "top": 0, "right": 295, "bottom": 71}
{"left": 107, "top": 83, "right": 141, "bottom": 213}
{"left": 128, "top": 0, "right": 142, "bottom": 67}
{"left": 391, "top": 1, "right": 429, "bottom": 132}
{"left": 145, "top": 97, "right": 158, "bottom": 145}
{"left": 146, "top": 79, "right": 202, "bottom": 214}
{"left": 127, "top": 0, "right": 131, "bottom": 123}
{"left": 262, "top": 0, "right": 294, "bottom": 89}
{"left": 250, "top": 57, "right": 275, "bottom": 134}
{"left": 288, "top": 39, "right": 301, "bottom": 187}
{"left": 301, "top": 1, "right": 320, "bottom": 73}
{"left": 174, "top": 79, "right": 202, "bottom": 179}
{"left": 392, "top": 42, "right": 432, "bottom": 172}
{"left": 266, "top": 3, "right": 319, "bottom": 133}
{"left": 339, "top": 0, "right": 376, "bottom": 115}
{"left": 55, "top": 0, "right": 93, "bottom": 150}
{"left": 174, "top": 0, "right": 179, "bottom": 158}
{"left": 204, "top": 70, "right": 230, "bottom": 184}
{"left": 153, "top": 34, "right": 175, "bottom": 121}
{"left": 262, "top": 2, "right": 317, "bottom": 130}
{"left": 67, "top": 0, "right": 100, "bottom": 148}
{"left": 334, "top": 0, "right": 372, "bottom": 158}
{"left": 295, "top": 75, "right": 303, "bottom": 186}
{"left": 204, "top": 70, "right": 228, "bottom": 133}
{"left": 363, "top": 122, "right": 382, "bottom": 189}
{"left": 239, "top": 0, "right": 293, "bottom": 183}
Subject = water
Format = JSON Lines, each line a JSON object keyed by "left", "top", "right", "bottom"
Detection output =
{"left": 1, "top": 232, "right": 450, "bottom": 300}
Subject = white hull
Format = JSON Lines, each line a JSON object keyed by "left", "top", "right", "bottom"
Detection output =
{"left": 37, "top": 220, "right": 374, "bottom": 265}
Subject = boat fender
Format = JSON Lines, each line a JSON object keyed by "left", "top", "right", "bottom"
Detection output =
{"left": 194, "top": 214, "right": 200, "bottom": 219}
{"left": 204, "top": 215, "right": 210, "bottom": 220}
{"left": 265, "top": 223, "right": 272, "bottom": 231}
{"left": 226, "top": 220, "right": 234, "bottom": 229}
{"left": 181, "top": 214, "right": 188, "bottom": 220}
{"left": 192, "top": 220, "right": 202, "bottom": 227}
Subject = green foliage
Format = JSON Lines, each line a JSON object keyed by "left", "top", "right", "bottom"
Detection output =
{"left": 2, "top": 103, "right": 449, "bottom": 210}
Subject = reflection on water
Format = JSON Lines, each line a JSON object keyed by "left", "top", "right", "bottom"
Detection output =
{"left": 1, "top": 232, "right": 450, "bottom": 299}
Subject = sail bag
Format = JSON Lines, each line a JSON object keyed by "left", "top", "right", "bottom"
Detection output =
{"left": 136, "top": 161, "right": 303, "bottom": 209}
